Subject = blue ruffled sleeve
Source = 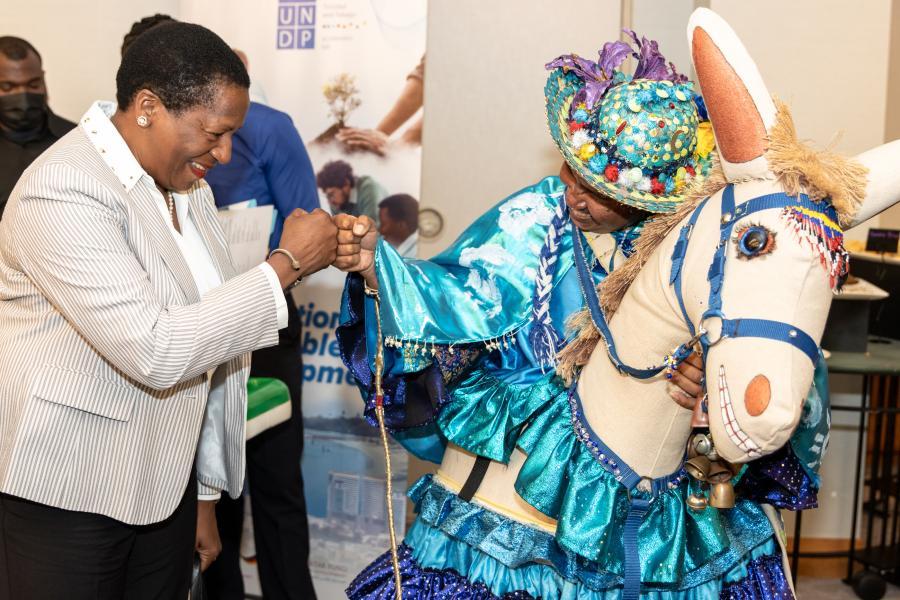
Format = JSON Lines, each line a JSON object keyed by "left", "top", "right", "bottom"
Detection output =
{"left": 336, "top": 177, "right": 572, "bottom": 462}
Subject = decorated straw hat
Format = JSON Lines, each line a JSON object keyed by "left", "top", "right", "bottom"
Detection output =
{"left": 545, "top": 31, "right": 715, "bottom": 213}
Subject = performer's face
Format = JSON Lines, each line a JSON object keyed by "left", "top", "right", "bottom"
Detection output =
{"left": 559, "top": 163, "right": 645, "bottom": 233}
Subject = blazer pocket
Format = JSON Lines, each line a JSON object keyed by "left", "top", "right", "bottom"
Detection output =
{"left": 32, "top": 366, "right": 139, "bottom": 422}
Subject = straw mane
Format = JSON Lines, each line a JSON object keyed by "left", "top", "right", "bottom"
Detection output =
{"left": 556, "top": 101, "right": 868, "bottom": 384}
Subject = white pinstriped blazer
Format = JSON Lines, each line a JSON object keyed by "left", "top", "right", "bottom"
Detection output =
{"left": 0, "top": 102, "right": 283, "bottom": 525}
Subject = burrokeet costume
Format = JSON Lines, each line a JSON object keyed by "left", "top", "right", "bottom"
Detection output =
{"left": 330, "top": 10, "right": 900, "bottom": 598}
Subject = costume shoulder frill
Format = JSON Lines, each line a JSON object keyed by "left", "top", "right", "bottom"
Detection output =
{"left": 336, "top": 176, "right": 577, "bottom": 462}
{"left": 374, "top": 175, "right": 572, "bottom": 349}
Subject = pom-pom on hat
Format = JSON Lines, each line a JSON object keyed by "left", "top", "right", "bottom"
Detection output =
{"left": 546, "top": 30, "right": 715, "bottom": 213}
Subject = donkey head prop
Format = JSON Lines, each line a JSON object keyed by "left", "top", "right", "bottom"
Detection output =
{"left": 560, "top": 7, "right": 900, "bottom": 470}
{"left": 683, "top": 8, "right": 900, "bottom": 463}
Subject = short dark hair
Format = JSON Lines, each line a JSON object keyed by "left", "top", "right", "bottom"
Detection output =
{"left": 0, "top": 36, "right": 41, "bottom": 62}
{"left": 316, "top": 160, "right": 355, "bottom": 189}
{"left": 121, "top": 14, "right": 176, "bottom": 57}
{"left": 116, "top": 22, "right": 249, "bottom": 114}
{"left": 379, "top": 194, "right": 419, "bottom": 231}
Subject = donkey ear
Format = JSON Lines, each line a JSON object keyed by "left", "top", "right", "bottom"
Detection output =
{"left": 688, "top": 8, "right": 777, "bottom": 181}
{"left": 847, "top": 140, "right": 900, "bottom": 228}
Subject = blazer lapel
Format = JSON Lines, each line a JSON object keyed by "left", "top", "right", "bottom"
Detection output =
{"left": 187, "top": 187, "right": 236, "bottom": 282}
{"left": 129, "top": 184, "right": 201, "bottom": 303}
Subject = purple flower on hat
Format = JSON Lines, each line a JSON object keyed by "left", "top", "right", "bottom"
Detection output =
{"left": 597, "top": 40, "right": 634, "bottom": 79}
{"left": 624, "top": 29, "right": 687, "bottom": 83}
{"left": 546, "top": 40, "right": 631, "bottom": 112}
{"left": 547, "top": 30, "right": 688, "bottom": 120}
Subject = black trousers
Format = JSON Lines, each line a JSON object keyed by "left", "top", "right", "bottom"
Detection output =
{"left": 205, "top": 293, "right": 315, "bottom": 600}
{"left": 0, "top": 472, "right": 196, "bottom": 600}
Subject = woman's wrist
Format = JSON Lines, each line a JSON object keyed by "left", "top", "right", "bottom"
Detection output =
{"left": 267, "top": 254, "right": 301, "bottom": 289}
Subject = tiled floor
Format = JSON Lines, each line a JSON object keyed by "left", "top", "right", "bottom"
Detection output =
{"left": 796, "top": 577, "right": 900, "bottom": 599}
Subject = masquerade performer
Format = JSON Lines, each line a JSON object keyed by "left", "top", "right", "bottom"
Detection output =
{"left": 336, "top": 20, "right": 831, "bottom": 600}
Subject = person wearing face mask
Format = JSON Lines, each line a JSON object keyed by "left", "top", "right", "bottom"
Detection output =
{"left": 0, "top": 36, "right": 74, "bottom": 214}
{"left": 0, "top": 22, "right": 340, "bottom": 600}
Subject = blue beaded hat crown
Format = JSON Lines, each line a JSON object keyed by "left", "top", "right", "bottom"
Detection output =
{"left": 545, "top": 31, "right": 715, "bottom": 213}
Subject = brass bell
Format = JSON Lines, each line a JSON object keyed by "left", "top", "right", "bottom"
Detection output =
{"left": 686, "top": 493, "right": 708, "bottom": 511}
{"left": 706, "top": 461, "right": 733, "bottom": 484}
{"left": 691, "top": 433, "right": 713, "bottom": 457}
{"left": 709, "top": 482, "right": 736, "bottom": 509}
{"left": 685, "top": 455, "right": 711, "bottom": 482}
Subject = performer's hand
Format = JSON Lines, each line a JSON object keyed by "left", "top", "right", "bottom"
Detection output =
{"left": 669, "top": 351, "right": 705, "bottom": 411}
{"left": 195, "top": 500, "right": 222, "bottom": 572}
{"left": 333, "top": 214, "right": 378, "bottom": 288}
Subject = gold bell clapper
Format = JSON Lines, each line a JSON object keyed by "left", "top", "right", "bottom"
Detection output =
{"left": 709, "top": 481, "right": 736, "bottom": 509}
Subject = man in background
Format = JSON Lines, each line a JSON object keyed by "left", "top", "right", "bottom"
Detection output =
{"left": 316, "top": 159, "right": 385, "bottom": 226}
{"left": 378, "top": 193, "right": 418, "bottom": 257}
{"left": 0, "top": 36, "right": 74, "bottom": 213}
{"left": 122, "top": 20, "right": 318, "bottom": 600}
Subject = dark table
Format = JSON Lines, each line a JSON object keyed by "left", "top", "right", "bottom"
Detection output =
{"left": 790, "top": 338, "right": 900, "bottom": 597}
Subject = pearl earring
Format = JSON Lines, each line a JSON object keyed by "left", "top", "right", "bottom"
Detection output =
{"left": 137, "top": 115, "right": 150, "bottom": 128}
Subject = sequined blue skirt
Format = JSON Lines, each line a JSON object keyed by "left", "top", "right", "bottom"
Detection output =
{"left": 347, "top": 521, "right": 792, "bottom": 599}
{"left": 346, "top": 479, "right": 794, "bottom": 599}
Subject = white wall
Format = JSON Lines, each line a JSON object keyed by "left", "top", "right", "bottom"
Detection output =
{"left": 631, "top": 0, "right": 694, "bottom": 80}
{"left": 0, "top": 0, "right": 181, "bottom": 123}
{"left": 709, "top": 0, "right": 894, "bottom": 241}
{"left": 418, "top": 0, "right": 622, "bottom": 255}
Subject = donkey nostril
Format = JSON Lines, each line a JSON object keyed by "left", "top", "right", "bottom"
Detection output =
{"left": 744, "top": 375, "right": 771, "bottom": 416}
{"left": 744, "top": 375, "right": 772, "bottom": 417}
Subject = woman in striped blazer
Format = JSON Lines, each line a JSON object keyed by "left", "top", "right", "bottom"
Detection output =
{"left": 0, "top": 22, "right": 339, "bottom": 599}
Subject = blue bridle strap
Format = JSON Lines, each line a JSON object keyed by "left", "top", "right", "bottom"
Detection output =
{"left": 572, "top": 184, "right": 823, "bottom": 380}
{"left": 669, "top": 197, "right": 708, "bottom": 337}
{"left": 572, "top": 222, "right": 676, "bottom": 379}
{"left": 689, "top": 185, "right": 820, "bottom": 366}
{"left": 713, "top": 317, "right": 819, "bottom": 364}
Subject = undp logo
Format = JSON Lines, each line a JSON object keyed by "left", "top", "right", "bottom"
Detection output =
{"left": 277, "top": 0, "right": 315, "bottom": 49}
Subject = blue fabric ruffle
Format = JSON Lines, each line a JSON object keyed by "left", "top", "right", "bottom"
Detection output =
{"left": 409, "top": 474, "right": 619, "bottom": 590}
{"left": 736, "top": 444, "right": 818, "bottom": 511}
{"left": 721, "top": 554, "right": 794, "bottom": 600}
{"left": 349, "top": 500, "right": 791, "bottom": 599}
{"left": 437, "top": 369, "right": 559, "bottom": 463}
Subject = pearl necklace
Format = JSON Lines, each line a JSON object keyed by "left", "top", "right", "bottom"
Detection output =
{"left": 165, "top": 191, "right": 176, "bottom": 226}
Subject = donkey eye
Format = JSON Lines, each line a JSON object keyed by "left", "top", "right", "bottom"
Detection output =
{"left": 734, "top": 225, "right": 775, "bottom": 259}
